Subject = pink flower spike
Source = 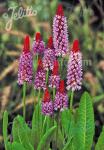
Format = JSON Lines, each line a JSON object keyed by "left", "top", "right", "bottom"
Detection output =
{"left": 42, "top": 88, "right": 53, "bottom": 116}
{"left": 18, "top": 35, "right": 33, "bottom": 85}
{"left": 54, "top": 80, "right": 68, "bottom": 111}
{"left": 49, "top": 60, "right": 60, "bottom": 89}
{"left": 43, "top": 36, "right": 56, "bottom": 71}
{"left": 34, "top": 58, "right": 46, "bottom": 90}
{"left": 32, "top": 32, "right": 45, "bottom": 55}
{"left": 53, "top": 4, "right": 69, "bottom": 57}
{"left": 67, "top": 40, "right": 83, "bottom": 91}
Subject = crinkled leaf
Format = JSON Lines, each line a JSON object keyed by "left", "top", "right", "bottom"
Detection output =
{"left": 74, "top": 92, "right": 94, "bottom": 150}
{"left": 31, "top": 102, "right": 43, "bottom": 148}
{"left": 15, "top": 115, "right": 34, "bottom": 150}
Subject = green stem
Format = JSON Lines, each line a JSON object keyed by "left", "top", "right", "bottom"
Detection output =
{"left": 70, "top": 91, "right": 74, "bottom": 112}
{"left": 22, "top": 82, "right": 26, "bottom": 120}
{"left": 46, "top": 69, "right": 49, "bottom": 85}
{"left": 60, "top": 57, "right": 63, "bottom": 73}
{"left": 56, "top": 112, "right": 59, "bottom": 149}
{"left": 53, "top": 88, "right": 56, "bottom": 100}
{"left": 34, "top": 88, "right": 36, "bottom": 109}
{"left": 38, "top": 88, "right": 41, "bottom": 102}
{"left": 38, "top": 89, "right": 41, "bottom": 140}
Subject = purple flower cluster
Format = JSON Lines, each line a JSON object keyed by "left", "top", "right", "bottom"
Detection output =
{"left": 67, "top": 40, "right": 83, "bottom": 91}
{"left": 49, "top": 60, "right": 60, "bottom": 89}
{"left": 43, "top": 37, "right": 56, "bottom": 71}
{"left": 18, "top": 36, "right": 33, "bottom": 85}
{"left": 32, "top": 32, "right": 45, "bottom": 55}
{"left": 34, "top": 58, "right": 46, "bottom": 90}
{"left": 54, "top": 80, "right": 68, "bottom": 111}
{"left": 53, "top": 4, "right": 68, "bottom": 57}
{"left": 42, "top": 88, "right": 53, "bottom": 116}
{"left": 54, "top": 92, "right": 68, "bottom": 111}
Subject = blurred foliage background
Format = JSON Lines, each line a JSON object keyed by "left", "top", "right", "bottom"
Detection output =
{"left": 0, "top": 0, "right": 104, "bottom": 149}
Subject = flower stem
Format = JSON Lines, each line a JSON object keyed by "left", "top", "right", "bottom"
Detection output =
{"left": 53, "top": 88, "right": 56, "bottom": 100}
{"left": 70, "top": 91, "right": 74, "bottom": 112}
{"left": 22, "top": 82, "right": 26, "bottom": 120}
{"left": 56, "top": 112, "right": 59, "bottom": 149}
{"left": 46, "top": 69, "right": 49, "bottom": 85}
{"left": 60, "top": 57, "right": 63, "bottom": 73}
{"left": 34, "top": 88, "right": 36, "bottom": 109}
{"left": 38, "top": 88, "right": 41, "bottom": 102}
{"left": 38, "top": 89, "right": 41, "bottom": 140}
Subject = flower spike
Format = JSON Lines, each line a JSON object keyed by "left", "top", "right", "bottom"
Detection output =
{"left": 32, "top": 32, "right": 45, "bottom": 55}
{"left": 18, "top": 35, "right": 33, "bottom": 85}
{"left": 49, "top": 60, "right": 60, "bottom": 89}
{"left": 54, "top": 80, "right": 68, "bottom": 111}
{"left": 53, "top": 4, "right": 69, "bottom": 57}
{"left": 43, "top": 36, "right": 56, "bottom": 71}
{"left": 34, "top": 58, "right": 46, "bottom": 90}
{"left": 67, "top": 39, "right": 83, "bottom": 91}
{"left": 42, "top": 88, "right": 53, "bottom": 116}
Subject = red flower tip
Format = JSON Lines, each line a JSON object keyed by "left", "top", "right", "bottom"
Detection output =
{"left": 72, "top": 39, "right": 80, "bottom": 53}
{"left": 38, "top": 58, "right": 43, "bottom": 69}
{"left": 36, "top": 32, "right": 41, "bottom": 42}
{"left": 56, "top": 4, "right": 64, "bottom": 16}
{"left": 59, "top": 80, "right": 65, "bottom": 93}
{"left": 43, "top": 88, "right": 50, "bottom": 102}
{"left": 23, "top": 35, "right": 30, "bottom": 53}
{"left": 48, "top": 36, "right": 53, "bottom": 48}
{"left": 52, "top": 60, "right": 59, "bottom": 75}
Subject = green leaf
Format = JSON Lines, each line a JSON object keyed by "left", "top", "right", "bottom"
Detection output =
{"left": 37, "top": 126, "right": 56, "bottom": 150}
{"left": 14, "top": 116, "right": 34, "bottom": 150}
{"left": 31, "top": 103, "right": 43, "bottom": 147}
{"left": 12, "top": 117, "right": 20, "bottom": 143}
{"left": 7, "top": 142, "right": 12, "bottom": 150}
{"left": 95, "top": 127, "right": 104, "bottom": 150}
{"left": 74, "top": 92, "right": 95, "bottom": 150}
{"left": 61, "top": 110, "right": 74, "bottom": 140}
{"left": 12, "top": 142, "right": 25, "bottom": 150}
{"left": 3, "top": 111, "right": 8, "bottom": 150}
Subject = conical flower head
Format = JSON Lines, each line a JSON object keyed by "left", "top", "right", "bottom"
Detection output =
{"left": 53, "top": 4, "right": 69, "bottom": 57}
{"left": 66, "top": 39, "right": 83, "bottom": 91}
{"left": 43, "top": 36, "right": 56, "bottom": 71}
{"left": 32, "top": 32, "right": 45, "bottom": 55}
{"left": 18, "top": 35, "right": 33, "bottom": 85}
{"left": 34, "top": 58, "right": 46, "bottom": 90}
{"left": 49, "top": 60, "right": 60, "bottom": 89}
{"left": 54, "top": 80, "right": 68, "bottom": 111}
{"left": 42, "top": 88, "right": 53, "bottom": 116}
